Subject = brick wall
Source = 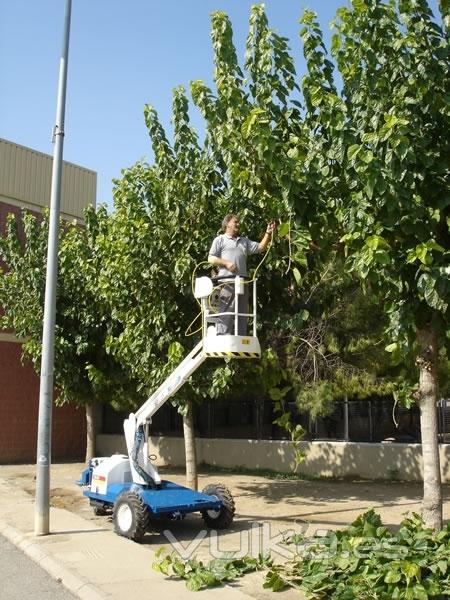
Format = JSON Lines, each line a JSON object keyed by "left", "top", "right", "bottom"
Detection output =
{"left": 0, "top": 341, "right": 86, "bottom": 463}
{"left": 0, "top": 200, "right": 41, "bottom": 239}
{"left": 0, "top": 200, "right": 86, "bottom": 462}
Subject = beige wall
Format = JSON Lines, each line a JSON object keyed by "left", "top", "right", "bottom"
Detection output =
{"left": 0, "top": 138, "right": 96, "bottom": 219}
{"left": 96, "top": 434, "right": 450, "bottom": 483}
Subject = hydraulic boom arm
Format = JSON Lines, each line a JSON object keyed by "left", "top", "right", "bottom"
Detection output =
{"left": 123, "top": 340, "right": 205, "bottom": 486}
{"left": 122, "top": 276, "right": 260, "bottom": 488}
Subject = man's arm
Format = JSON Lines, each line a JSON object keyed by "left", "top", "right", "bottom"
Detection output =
{"left": 258, "top": 220, "right": 277, "bottom": 252}
{"left": 208, "top": 254, "right": 238, "bottom": 273}
{"left": 208, "top": 235, "right": 238, "bottom": 273}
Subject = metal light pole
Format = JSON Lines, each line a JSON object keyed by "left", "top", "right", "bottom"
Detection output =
{"left": 35, "top": 0, "right": 72, "bottom": 536}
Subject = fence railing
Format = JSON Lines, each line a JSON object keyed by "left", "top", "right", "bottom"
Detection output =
{"left": 103, "top": 397, "right": 450, "bottom": 444}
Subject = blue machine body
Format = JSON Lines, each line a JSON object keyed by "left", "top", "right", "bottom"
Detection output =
{"left": 82, "top": 479, "right": 222, "bottom": 516}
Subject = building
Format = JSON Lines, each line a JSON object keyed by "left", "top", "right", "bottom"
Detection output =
{"left": 0, "top": 138, "right": 97, "bottom": 462}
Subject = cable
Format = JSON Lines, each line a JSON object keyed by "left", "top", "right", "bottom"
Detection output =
{"left": 184, "top": 311, "right": 203, "bottom": 337}
{"left": 246, "top": 232, "right": 274, "bottom": 283}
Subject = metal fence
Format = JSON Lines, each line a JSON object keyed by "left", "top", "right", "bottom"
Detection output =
{"left": 103, "top": 397, "right": 450, "bottom": 443}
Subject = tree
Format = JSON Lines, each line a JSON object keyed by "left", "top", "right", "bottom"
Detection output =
{"left": 298, "top": 0, "right": 449, "bottom": 528}
{"left": 190, "top": 1, "right": 449, "bottom": 528}
{"left": 0, "top": 208, "right": 142, "bottom": 461}
{"left": 270, "top": 257, "right": 403, "bottom": 417}
{"left": 97, "top": 90, "right": 234, "bottom": 489}
{"left": 93, "top": 1, "right": 447, "bottom": 526}
{"left": 97, "top": 8, "right": 318, "bottom": 488}
{"left": 190, "top": 6, "right": 330, "bottom": 302}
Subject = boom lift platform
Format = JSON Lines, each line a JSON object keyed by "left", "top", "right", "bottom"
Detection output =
{"left": 78, "top": 276, "right": 260, "bottom": 542}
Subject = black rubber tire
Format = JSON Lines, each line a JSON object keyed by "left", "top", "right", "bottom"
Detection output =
{"left": 201, "top": 483, "right": 235, "bottom": 529}
{"left": 113, "top": 491, "right": 150, "bottom": 543}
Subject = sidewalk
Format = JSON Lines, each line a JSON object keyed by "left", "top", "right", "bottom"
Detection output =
{"left": 0, "top": 474, "right": 261, "bottom": 600}
{"left": 0, "top": 463, "right": 449, "bottom": 600}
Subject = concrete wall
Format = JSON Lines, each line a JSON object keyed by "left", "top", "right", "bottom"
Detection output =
{"left": 96, "top": 434, "right": 450, "bottom": 483}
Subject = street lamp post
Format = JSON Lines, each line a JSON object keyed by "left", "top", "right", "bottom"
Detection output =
{"left": 34, "top": 0, "right": 72, "bottom": 536}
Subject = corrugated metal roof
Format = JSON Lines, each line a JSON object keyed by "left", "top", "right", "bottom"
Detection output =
{"left": 0, "top": 138, "right": 96, "bottom": 219}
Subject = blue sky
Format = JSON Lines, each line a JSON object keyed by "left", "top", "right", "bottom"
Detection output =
{"left": 0, "top": 0, "right": 442, "bottom": 210}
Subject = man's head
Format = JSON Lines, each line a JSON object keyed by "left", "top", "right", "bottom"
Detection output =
{"left": 222, "top": 214, "right": 240, "bottom": 237}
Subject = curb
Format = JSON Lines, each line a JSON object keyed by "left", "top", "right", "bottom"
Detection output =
{"left": 0, "top": 519, "right": 108, "bottom": 600}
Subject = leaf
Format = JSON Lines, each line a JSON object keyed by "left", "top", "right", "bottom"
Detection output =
{"left": 437, "top": 560, "right": 447, "bottom": 575}
{"left": 348, "top": 144, "right": 361, "bottom": 161}
{"left": 352, "top": 0, "right": 368, "bottom": 11}
{"left": 293, "top": 267, "right": 302, "bottom": 285}
{"left": 269, "top": 387, "right": 291, "bottom": 401}
{"left": 365, "top": 173, "right": 376, "bottom": 199}
{"left": 263, "top": 570, "right": 287, "bottom": 591}
{"left": 417, "top": 273, "right": 447, "bottom": 311}
{"left": 298, "top": 308, "right": 309, "bottom": 321}
{"left": 410, "top": 584, "right": 428, "bottom": 600}
{"left": 385, "top": 570, "right": 402, "bottom": 584}
{"left": 365, "top": 235, "right": 391, "bottom": 251}
{"left": 277, "top": 222, "right": 290, "bottom": 237}
{"left": 186, "top": 575, "right": 205, "bottom": 592}
{"left": 241, "top": 107, "right": 267, "bottom": 138}
{"left": 385, "top": 343, "right": 398, "bottom": 353}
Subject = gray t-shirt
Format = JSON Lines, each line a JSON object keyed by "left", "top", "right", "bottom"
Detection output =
{"left": 208, "top": 234, "right": 260, "bottom": 277}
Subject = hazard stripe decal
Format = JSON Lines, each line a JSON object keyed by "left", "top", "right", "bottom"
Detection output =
{"left": 204, "top": 351, "right": 260, "bottom": 358}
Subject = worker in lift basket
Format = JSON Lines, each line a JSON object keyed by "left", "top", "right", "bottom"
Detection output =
{"left": 208, "top": 214, "right": 277, "bottom": 335}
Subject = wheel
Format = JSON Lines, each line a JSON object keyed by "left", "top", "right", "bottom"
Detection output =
{"left": 201, "top": 483, "right": 235, "bottom": 529}
{"left": 113, "top": 491, "right": 150, "bottom": 542}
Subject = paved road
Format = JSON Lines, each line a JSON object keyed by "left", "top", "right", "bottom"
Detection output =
{"left": 0, "top": 534, "right": 77, "bottom": 600}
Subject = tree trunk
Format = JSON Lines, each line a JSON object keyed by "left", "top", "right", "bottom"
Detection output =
{"left": 183, "top": 399, "right": 198, "bottom": 490}
{"left": 416, "top": 324, "right": 442, "bottom": 530}
{"left": 85, "top": 402, "right": 102, "bottom": 463}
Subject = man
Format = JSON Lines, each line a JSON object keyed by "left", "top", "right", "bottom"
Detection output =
{"left": 208, "top": 214, "right": 277, "bottom": 334}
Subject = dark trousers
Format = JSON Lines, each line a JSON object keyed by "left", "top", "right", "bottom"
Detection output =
{"left": 217, "top": 283, "right": 249, "bottom": 335}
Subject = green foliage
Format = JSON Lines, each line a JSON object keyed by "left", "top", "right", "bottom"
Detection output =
{"left": 272, "top": 411, "right": 306, "bottom": 468}
{"left": 190, "top": 4, "right": 328, "bottom": 321}
{"left": 263, "top": 510, "right": 450, "bottom": 599}
{"left": 3, "top": 0, "right": 446, "bottom": 431}
{"left": 326, "top": 0, "right": 450, "bottom": 354}
{"left": 97, "top": 89, "right": 237, "bottom": 403}
{"left": 191, "top": 5, "right": 301, "bottom": 220}
{"left": 0, "top": 1, "right": 446, "bottom": 478}
{"left": 152, "top": 511, "right": 450, "bottom": 598}
{"left": 104, "top": 1, "right": 449, "bottom": 420}
{"left": 265, "top": 255, "right": 411, "bottom": 418}
{"left": 111, "top": 0, "right": 447, "bottom": 419}
{"left": 98, "top": 9, "right": 318, "bottom": 405}
{"left": 152, "top": 548, "right": 270, "bottom": 591}
{"left": 0, "top": 208, "right": 142, "bottom": 409}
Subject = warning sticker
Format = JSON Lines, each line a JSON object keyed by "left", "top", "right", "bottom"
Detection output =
{"left": 91, "top": 474, "right": 107, "bottom": 495}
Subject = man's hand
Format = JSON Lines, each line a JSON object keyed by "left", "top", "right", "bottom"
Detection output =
{"left": 266, "top": 220, "right": 278, "bottom": 234}
{"left": 208, "top": 255, "right": 238, "bottom": 273}
{"left": 226, "top": 260, "right": 238, "bottom": 273}
{"left": 258, "top": 220, "right": 278, "bottom": 252}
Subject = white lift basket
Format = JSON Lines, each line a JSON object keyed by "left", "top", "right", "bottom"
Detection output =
{"left": 195, "top": 275, "right": 261, "bottom": 358}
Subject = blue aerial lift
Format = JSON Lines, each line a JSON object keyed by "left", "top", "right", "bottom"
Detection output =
{"left": 78, "top": 275, "right": 260, "bottom": 542}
